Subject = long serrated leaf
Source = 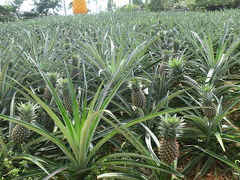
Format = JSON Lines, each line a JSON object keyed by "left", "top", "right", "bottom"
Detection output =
{"left": 214, "top": 132, "right": 225, "bottom": 152}
{"left": 0, "top": 62, "right": 9, "bottom": 95}
{"left": 40, "top": 165, "right": 69, "bottom": 180}
{"left": 79, "top": 110, "right": 106, "bottom": 167}
{"left": 152, "top": 89, "right": 187, "bottom": 113}
{"left": 194, "top": 157, "right": 213, "bottom": 179}
{"left": 64, "top": 61, "right": 81, "bottom": 142}
{"left": 97, "top": 173, "right": 146, "bottom": 180}
{"left": 102, "top": 159, "right": 183, "bottom": 178}
{"left": 16, "top": 154, "right": 49, "bottom": 175}
{"left": 145, "top": 132, "right": 160, "bottom": 161}
{"left": 195, "top": 146, "right": 240, "bottom": 171}
{"left": 140, "top": 122, "right": 160, "bottom": 147}
{"left": 89, "top": 107, "right": 198, "bottom": 163}
{"left": 9, "top": 92, "right": 16, "bottom": 141}
{"left": 15, "top": 170, "right": 44, "bottom": 179}
{"left": 181, "top": 154, "right": 204, "bottom": 174}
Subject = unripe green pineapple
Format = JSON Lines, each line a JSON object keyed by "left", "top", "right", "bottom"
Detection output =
{"left": 61, "top": 79, "right": 72, "bottom": 114}
{"left": 158, "top": 114, "right": 184, "bottom": 164}
{"left": 201, "top": 85, "right": 217, "bottom": 119}
{"left": 44, "top": 72, "right": 58, "bottom": 103}
{"left": 158, "top": 62, "right": 167, "bottom": 76}
{"left": 11, "top": 125, "right": 30, "bottom": 144}
{"left": 202, "top": 102, "right": 217, "bottom": 119}
{"left": 129, "top": 79, "right": 146, "bottom": 108}
{"left": 173, "top": 40, "right": 179, "bottom": 53}
{"left": 70, "top": 55, "right": 79, "bottom": 80}
{"left": 11, "top": 102, "right": 38, "bottom": 144}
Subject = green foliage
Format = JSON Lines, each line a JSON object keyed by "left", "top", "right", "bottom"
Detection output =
{"left": 193, "top": 0, "right": 240, "bottom": 10}
{"left": 107, "top": 0, "right": 116, "bottom": 11}
{"left": 0, "top": 5, "right": 16, "bottom": 22}
{"left": 147, "top": 0, "right": 240, "bottom": 10}
{"left": 10, "top": 0, "right": 25, "bottom": 12}
{"left": 116, "top": 4, "right": 141, "bottom": 11}
{"left": 0, "top": 129, "right": 44, "bottom": 179}
{"left": 148, "top": 0, "right": 181, "bottom": 11}
{"left": 133, "top": 0, "right": 144, "bottom": 5}
{"left": 0, "top": 9, "right": 240, "bottom": 179}
{"left": 33, "top": 0, "right": 62, "bottom": 15}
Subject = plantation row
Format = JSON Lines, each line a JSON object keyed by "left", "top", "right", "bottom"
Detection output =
{"left": 0, "top": 10, "right": 240, "bottom": 179}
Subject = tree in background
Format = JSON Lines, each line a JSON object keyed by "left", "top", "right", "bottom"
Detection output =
{"left": 148, "top": 0, "right": 166, "bottom": 11}
{"left": 0, "top": 5, "right": 15, "bottom": 22}
{"left": 107, "top": 0, "right": 116, "bottom": 11}
{"left": 133, "top": 0, "right": 144, "bottom": 6}
{"left": 33, "top": 0, "right": 62, "bottom": 15}
{"left": 10, "top": 0, "right": 25, "bottom": 12}
{"left": 148, "top": 0, "right": 240, "bottom": 11}
{"left": 193, "top": 0, "right": 240, "bottom": 10}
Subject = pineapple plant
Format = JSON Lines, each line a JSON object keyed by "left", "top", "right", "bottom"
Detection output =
{"left": 44, "top": 72, "right": 58, "bottom": 103}
{"left": 61, "top": 79, "right": 72, "bottom": 114}
{"left": 11, "top": 102, "right": 38, "bottom": 144}
{"left": 201, "top": 85, "right": 217, "bottom": 119}
{"left": 168, "top": 57, "right": 201, "bottom": 89}
{"left": 128, "top": 78, "right": 146, "bottom": 108}
{"left": 158, "top": 114, "right": 184, "bottom": 164}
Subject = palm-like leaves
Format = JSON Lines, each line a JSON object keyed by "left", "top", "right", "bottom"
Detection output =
{"left": 191, "top": 23, "right": 240, "bottom": 85}
{"left": 179, "top": 97, "right": 240, "bottom": 178}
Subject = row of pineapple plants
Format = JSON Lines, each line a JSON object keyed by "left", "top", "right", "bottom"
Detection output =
{"left": 0, "top": 10, "right": 240, "bottom": 179}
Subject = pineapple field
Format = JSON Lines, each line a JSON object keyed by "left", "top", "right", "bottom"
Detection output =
{"left": 1, "top": 9, "right": 240, "bottom": 179}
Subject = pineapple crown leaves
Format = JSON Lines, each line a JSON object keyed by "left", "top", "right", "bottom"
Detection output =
{"left": 158, "top": 114, "right": 185, "bottom": 140}
{"left": 60, "top": 78, "right": 70, "bottom": 95}
{"left": 168, "top": 56, "right": 185, "bottom": 75}
{"left": 71, "top": 55, "right": 79, "bottom": 66}
{"left": 128, "top": 78, "right": 143, "bottom": 91}
{"left": 201, "top": 84, "right": 215, "bottom": 103}
{"left": 128, "top": 77, "right": 149, "bottom": 90}
{"left": 46, "top": 72, "right": 59, "bottom": 88}
{"left": 17, "top": 102, "right": 39, "bottom": 123}
{"left": 128, "top": 77, "right": 151, "bottom": 90}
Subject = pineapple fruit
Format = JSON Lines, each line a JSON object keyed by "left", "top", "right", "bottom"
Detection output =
{"left": 158, "top": 62, "right": 167, "bottom": 76}
{"left": 70, "top": 55, "right": 79, "bottom": 80}
{"left": 201, "top": 85, "right": 217, "bottom": 119}
{"left": 44, "top": 72, "right": 58, "bottom": 103}
{"left": 11, "top": 102, "right": 38, "bottom": 144}
{"left": 158, "top": 114, "right": 184, "bottom": 164}
{"left": 61, "top": 79, "right": 72, "bottom": 114}
{"left": 11, "top": 125, "right": 30, "bottom": 144}
{"left": 129, "top": 78, "right": 146, "bottom": 108}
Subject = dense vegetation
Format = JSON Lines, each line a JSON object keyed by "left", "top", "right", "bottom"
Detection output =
{"left": 1, "top": 0, "right": 240, "bottom": 22}
{"left": 1, "top": 9, "right": 240, "bottom": 179}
